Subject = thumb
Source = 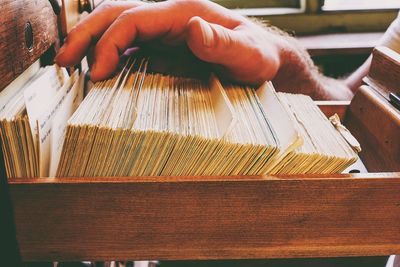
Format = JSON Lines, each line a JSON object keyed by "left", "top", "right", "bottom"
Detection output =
{"left": 186, "top": 16, "right": 246, "bottom": 66}
{"left": 186, "top": 16, "right": 280, "bottom": 84}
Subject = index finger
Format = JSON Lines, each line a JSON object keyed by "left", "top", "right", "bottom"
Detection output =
{"left": 90, "top": 0, "right": 245, "bottom": 81}
{"left": 55, "top": 1, "right": 144, "bottom": 67}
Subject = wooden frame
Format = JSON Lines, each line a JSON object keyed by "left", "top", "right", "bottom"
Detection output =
{"left": 0, "top": 0, "right": 57, "bottom": 91}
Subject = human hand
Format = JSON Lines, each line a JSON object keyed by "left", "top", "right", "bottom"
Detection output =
{"left": 55, "top": 0, "right": 284, "bottom": 85}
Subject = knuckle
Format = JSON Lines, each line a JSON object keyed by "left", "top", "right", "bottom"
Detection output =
{"left": 67, "top": 26, "right": 81, "bottom": 40}
{"left": 96, "top": 1, "right": 115, "bottom": 12}
{"left": 218, "top": 29, "right": 233, "bottom": 47}
{"left": 170, "top": 0, "right": 205, "bottom": 12}
{"left": 70, "top": 23, "right": 91, "bottom": 42}
{"left": 118, "top": 9, "right": 134, "bottom": 20}
{"left": 247, "top": 45, "right": 267, "bottom": 67}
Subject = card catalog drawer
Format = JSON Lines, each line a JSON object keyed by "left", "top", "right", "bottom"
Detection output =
{"left": 0, "top": 0, "right": 58, "bottom": 92}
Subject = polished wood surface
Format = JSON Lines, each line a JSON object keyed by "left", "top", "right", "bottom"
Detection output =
{"left": 346, "top": 85, "right": 400, "bottom": 172}
{"left": 0, "top": 0, "right": 57, "bottom": 92}
{"left": 9, "top": 173, "right": 400, "bottom": 261}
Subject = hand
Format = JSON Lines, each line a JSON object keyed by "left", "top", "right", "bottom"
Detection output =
{"left": 55, "top": 0, "right": 353, "bottom": 100}
{"left": 55, "top": 0, "right": 284, "bottom": 85}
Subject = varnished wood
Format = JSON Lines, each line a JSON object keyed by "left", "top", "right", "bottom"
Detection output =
{"left": 364, "top": 46, "right": 400, "bottom": 100}
{"left": 346, "top": 85, "right": 400, "bottom": 172}
{"left": 8, "top": 172, "right": 379, "bottom": 184}
{"left": 8, "top": 173, "right": 400, "bottom": 261}
{"left": 61, "top": 0, "right": 80, "bottom": 36}
{"left": 0, "top": 0, "right": 58, "bottom": 92}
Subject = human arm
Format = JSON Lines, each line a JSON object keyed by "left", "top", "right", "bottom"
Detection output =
{"left": 55, "top": 0, "right": 352, "bottom": 100}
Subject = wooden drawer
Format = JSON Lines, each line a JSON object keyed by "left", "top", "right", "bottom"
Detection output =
{"left": 6, "top": 97, "right": 400, "bottom": 262}
{"left": 8, "top": 173, "right": 400, "bottom": 261}
{"left": 1, "top": 0, "right": 400, "bottom": 263}
{"left": 0, "top": 0, "right": 58, "bottom": 91}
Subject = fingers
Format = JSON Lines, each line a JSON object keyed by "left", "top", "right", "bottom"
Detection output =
{"left": 55, "top": 1, "right": 144, "bottom": 67}
{"left": 186, "top": 16, "right": 280, "bottom": 84}
{"left": 57, "top": 0, "right": 279, "bottom": 85}
{"left": 88, "top": 0, "right": 246, "bottom": 81}
{"left": 186, "top": 16, "right": 245, "bottom": 65}
{"left": 90, "top": 2, "right": 179, "bottom": 81}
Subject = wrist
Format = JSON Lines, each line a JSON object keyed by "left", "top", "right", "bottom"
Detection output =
{"left": 272, "top": 37, "right": 317, "bottom": 95}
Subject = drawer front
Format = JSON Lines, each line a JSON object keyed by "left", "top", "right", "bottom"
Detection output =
{"left": 0, "top": 0, "right": 58, "bottom": 92}
{"left": 347, "top": 86, "right": 400, "bottom": 172}
{"left": 9, "top": 174, "right": 400, "bottom": 261}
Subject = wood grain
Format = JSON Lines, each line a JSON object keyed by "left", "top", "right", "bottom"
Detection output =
{"left": 346, "top": 85, "right": 400, "bottom": 172}
{"left": 365, "top": 47, "right": 400, "bottom": 100}
{"left": 0, "top": 0, "right": 58, "bottom": 92}
{"left": 9, "top": 173, "right": 400, "bottom": 261}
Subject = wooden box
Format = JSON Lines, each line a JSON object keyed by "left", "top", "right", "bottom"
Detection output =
{"left": 1, "top": 0, "right": 400, "bottom": 263}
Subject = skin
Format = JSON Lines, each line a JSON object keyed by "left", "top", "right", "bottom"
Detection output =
{"left": 55, "top": 0, "right": 353, "bottom": 100}
{"left": 345, "top": 56, "right": 372, "bottom": 93}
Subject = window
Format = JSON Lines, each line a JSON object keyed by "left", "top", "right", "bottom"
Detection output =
{"left": 213, "top": 0, "right": 399, "bottom": 35}
{"left": 213, "top": 0, "right": 302, "bottom": 9}
{"left": 323, "top": 0, "right": 400, "bottom": 11}
{"left": 214, "top": 0, "right": 305, "bottom": 15}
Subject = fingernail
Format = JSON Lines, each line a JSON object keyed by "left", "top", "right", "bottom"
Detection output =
{"left": 199, "top": 19, "right": 214, "bottom": 48}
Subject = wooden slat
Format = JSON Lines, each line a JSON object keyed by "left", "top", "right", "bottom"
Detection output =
{"left": 61, "top": 0, "right": 80, "bottom": 36}
{"left": 346, "top": 85, "right": 400, "bottom": 172}
{"left": 9, "top": 173, "right": 400, "bottom": 261}
{"left": 0, "top": 0, "right": 58, "bottom": 92}
{"left": 364, "top": 46, "right": 400, "bottom": 100}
